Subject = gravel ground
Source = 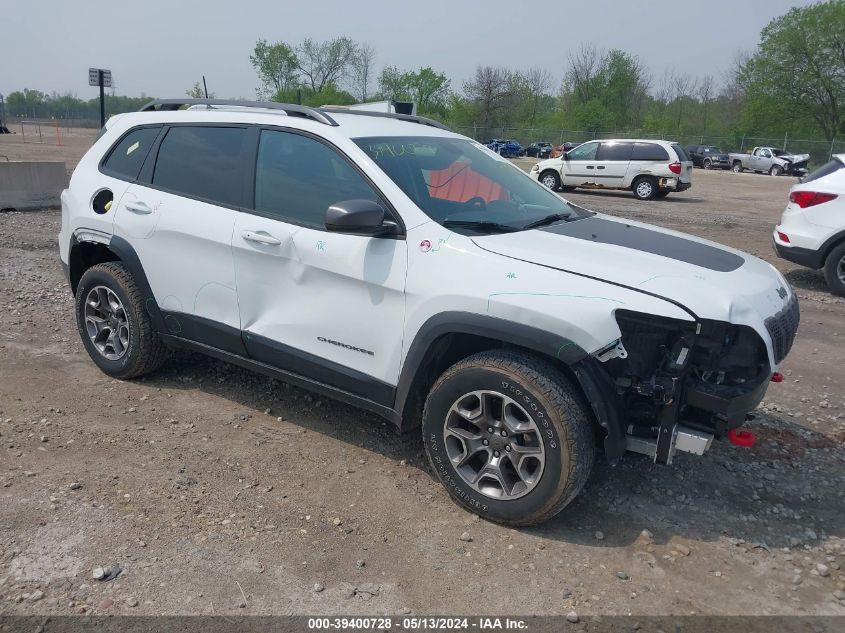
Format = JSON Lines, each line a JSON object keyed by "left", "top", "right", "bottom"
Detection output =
{"left": 0, "top": 164, "right": 844, "bottom": 618}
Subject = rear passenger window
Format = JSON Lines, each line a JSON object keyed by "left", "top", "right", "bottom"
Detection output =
{"left": 101, "top": 126, "right": 160, "bottom": 180}
{"left": 254, "top": 129, "right": 380, "bottom": 228}
{"left": 152, "top": 126, "right": 248, "bottom": 206}
{"left": 631, "top": 142, "right": 670, "bottom": 161}
{"left": 672, "top": 144, "right": 690, "bottom": 161}
{"left": 597, "top": 142, "right": 633, "bottom": 161}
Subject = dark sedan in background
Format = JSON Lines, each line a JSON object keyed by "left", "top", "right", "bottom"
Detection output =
{"left": 525, "top": 142, "right": 553, "bottom": 158}
{"left": 687, "top": 144, "right": 731, "bottom": 169}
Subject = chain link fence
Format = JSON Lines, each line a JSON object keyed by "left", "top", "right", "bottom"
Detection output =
{"left": 453, "top": 125, "right": 845, "bottom": 166}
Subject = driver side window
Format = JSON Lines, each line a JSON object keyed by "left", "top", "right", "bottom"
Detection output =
{"left": 567, "top": 142, "right": 599, "bottom": 161}
{"left": 254, "top": 129, "right": 380, "bottom": 229}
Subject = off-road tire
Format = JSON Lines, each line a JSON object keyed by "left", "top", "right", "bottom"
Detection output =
{"left": 632, "top": 176, "right": 658, "bottom": 200}
{"left": 422, "top": 350, "right": 595, "bottom": 526}
{"left": 539, "top": 170, "right": 561, "bottom": 191}
{"left": 75, "top": 262, "right": 168, "bottom": 378}
{"left": 823, "top": 242, "right": 845, "bottom": 298}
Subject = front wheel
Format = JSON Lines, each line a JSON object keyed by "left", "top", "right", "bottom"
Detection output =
{"left": 422, "top": 351, "right": 595, "bottom": 526}
{"left": 823, "top": 242, "right": 845, "bottom": 297}
{"left": 539, "top": 170, "right": 561, "bottom": 191}
{"left": 770, "top": 164, "right": 783, "bottom": 176}
{"left": 703, "top": 159, "right": 712, "bottom": 170}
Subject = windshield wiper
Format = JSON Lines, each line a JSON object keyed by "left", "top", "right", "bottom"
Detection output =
{"left": 521, "top": 212, "right": 572, "bottom": 230}
{"left": 442, "top": 220, "right": 521, "bottom": 233}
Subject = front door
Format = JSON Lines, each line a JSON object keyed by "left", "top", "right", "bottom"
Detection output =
{"left": 231, "top": 128, "right": 407, "bottom": 405}
{"left": 560, "top": 141, "right": 600, "bottom": 186}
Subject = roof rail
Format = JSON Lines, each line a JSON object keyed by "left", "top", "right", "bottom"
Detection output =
{"left": 137, "top": 99, "right": 339, "bottom": 126}
{"left": 318, "top": 107, "right": 452, "bottom": 132}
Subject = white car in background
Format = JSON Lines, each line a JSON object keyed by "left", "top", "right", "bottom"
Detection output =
{"left": 774, "top": 154, "right": 845, "bottom": 296}
{"left": 530, "top": 139, "right": 693, "bottom": 200}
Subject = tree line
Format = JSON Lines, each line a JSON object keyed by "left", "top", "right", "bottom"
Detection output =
{"left": 3, "top": 1, "right": 843, "bottom": 144}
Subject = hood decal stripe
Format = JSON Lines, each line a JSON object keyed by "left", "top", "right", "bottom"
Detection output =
{"left": 538, "top": 217, "right": 745, "bottom": 272}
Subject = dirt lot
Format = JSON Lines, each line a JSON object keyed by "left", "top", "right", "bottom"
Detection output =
{"left": 0, "top": 143, "right": 844, "bottom": 619}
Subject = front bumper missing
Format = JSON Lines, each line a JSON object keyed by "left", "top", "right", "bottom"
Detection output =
{"left": 627, "top": 425, "right": 714, "bottom": 464}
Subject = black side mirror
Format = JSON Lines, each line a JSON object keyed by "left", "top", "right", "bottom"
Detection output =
{"left": 325, "top": 199, "right": 395, "bottom": 236}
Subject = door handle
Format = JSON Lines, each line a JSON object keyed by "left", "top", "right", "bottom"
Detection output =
{"left": 124, "top": 201, "right": 152, "bottom": 215}
{"left": 241, "top": 230, "right": 281, "bottom": 246}
{"left": 586, "top": 165, "right": 595, "bottom": 169}
{"left": 596, "top": 165, "right": 606, "bottom": 170}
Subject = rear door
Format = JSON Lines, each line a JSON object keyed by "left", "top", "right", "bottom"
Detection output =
{"left": 560, "top": 141, "right": 599, "bottom": 186}
{"left": 595, "top": 141, "right": 633, "bottom": 188}
{"left": 113, "top": 124, "right": 249, "bottom": 352}
{"left": 629, "top": 142, "right": 671, "bottom": 184}
{"left": 230, "top": 127, "right": 407, "bottom": 401}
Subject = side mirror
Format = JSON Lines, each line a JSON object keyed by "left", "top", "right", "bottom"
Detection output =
{"left": 325, "top": 199, "right": 395, "bottom": 236}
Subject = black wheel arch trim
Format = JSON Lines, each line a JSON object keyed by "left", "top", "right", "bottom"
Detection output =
{"left": 394, "top": 311, "right": 628, "bottom": 463}
{"left": 102, "top": 234, "right": 168, "bottom": 333}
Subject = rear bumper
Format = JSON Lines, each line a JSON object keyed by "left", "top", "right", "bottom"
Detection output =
{"left": 772, "top": 238, "right": 824, "bottom": 269}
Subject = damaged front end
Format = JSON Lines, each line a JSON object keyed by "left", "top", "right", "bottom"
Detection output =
{"left": 586, "top": 306, "right": 797, "bottom": 465}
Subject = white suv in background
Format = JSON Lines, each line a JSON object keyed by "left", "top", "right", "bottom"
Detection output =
{"left": 531, "top": 139, "right": 693, "bottom": 200}
{"left": 60, "top": 99, "right": 795, "bottom": 526}
{"left": 774, "top": 154, "right": 845, "bottom": 296}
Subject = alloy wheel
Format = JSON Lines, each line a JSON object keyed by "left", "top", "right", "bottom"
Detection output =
{"left": 84, "top": 285, "right": 130, "bottom": 360}
{"left": 443, "top": 390, "right": 546, "bottom": 500}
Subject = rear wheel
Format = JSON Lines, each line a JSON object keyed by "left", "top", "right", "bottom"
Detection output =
{"left": 632, "top": 176, "right": 658, "bottom": 200}
{"left": 540, "top": 170, "right": 561, "bottom": 191}
{"left": 422, "top": 350, "right": 595, "bottom": 526}
{"left": 769, "top": 164, "right": 783, "bottom": 176}
{"left": 75, "top": 262, "right": 168, "bottom": 378}
{"left": 823, "top": 242, "right": 845, "bottom": 297}
{"left": 732, "top": 161, "right": 744, "bottom": 173}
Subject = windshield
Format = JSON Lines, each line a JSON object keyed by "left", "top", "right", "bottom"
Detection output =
{"left": 354, "top": 136, "right": 590, "bottom": 233}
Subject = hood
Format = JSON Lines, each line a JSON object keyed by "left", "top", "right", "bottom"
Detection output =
{"left": 778, "top": 152, "right": 811, "bottom": 164}
{"left": 471, "top": 213, "right": 792, "bottom": 330}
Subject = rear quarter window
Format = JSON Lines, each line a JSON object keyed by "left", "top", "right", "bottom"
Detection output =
{"left": 802, "top": 159, "right": 844, "bottom": 184}
{"left": 631, "top": 142, "right": 669, "bottom": 161}
{"left": 101, "top": 126, "right": 161, "bottom": 180}
{"left": 671, "top": 144, "right": 691, "bottom": 162}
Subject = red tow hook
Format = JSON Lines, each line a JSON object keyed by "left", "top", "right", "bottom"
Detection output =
{"left": 771, "top": 372, "right": 784, "bottom": 383}
{"left": 728, "top": 429, "right": 756, "bottom": 447}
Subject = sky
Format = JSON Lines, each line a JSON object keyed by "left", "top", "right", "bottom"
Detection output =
{"left": 0, "top": 0, "right": 819, "bottom": 100}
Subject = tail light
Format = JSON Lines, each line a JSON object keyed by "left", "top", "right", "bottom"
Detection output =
{"left": 668, "top": 162, "right": 682, "bottom": 175}
{"left": 777, "top": 231, "right": 790, "bottom": 243}
{"left": 789, "top": 191, "right": 837, "bottom": 208}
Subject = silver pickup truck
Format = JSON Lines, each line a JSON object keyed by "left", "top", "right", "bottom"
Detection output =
{"left": 728, "top": 146, "right": 810, "bottom": 176}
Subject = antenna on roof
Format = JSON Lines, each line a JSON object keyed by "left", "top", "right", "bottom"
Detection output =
{"left": 202, "top": 76, "right": 209, "bottom": 99}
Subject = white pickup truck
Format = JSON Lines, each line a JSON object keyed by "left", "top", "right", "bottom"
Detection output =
{"left": 729, "top": 147, "right": 810, "bottom": 177}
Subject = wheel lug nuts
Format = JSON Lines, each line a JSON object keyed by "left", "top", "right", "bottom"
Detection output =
{"left": 500, "top": 430, "right": 507, "bottom": 437}
{"left": 487, "top": 427, "right": 494, "bottom": 433}
{"left": 505, "top": 445, "right": 511, "bottom": 452}
{"left": 482, "top": 439, "right": 489, "bottom": 446}
{"left": 493, "top": 450, "right": 500, "bottom": 457}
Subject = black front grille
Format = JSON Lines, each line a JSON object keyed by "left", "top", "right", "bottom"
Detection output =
{"left": 764, "top": 293, "right": 800, "bottom": 364}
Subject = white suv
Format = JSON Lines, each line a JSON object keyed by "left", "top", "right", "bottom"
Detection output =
{"left": 774, "top": 155, "right": 845, "bottom": 296}
{"left": 60, "top": 99, "right": 797, "bottom": 525}
{"left": 531, "top": 139, "right": 693, "bottom": 200}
